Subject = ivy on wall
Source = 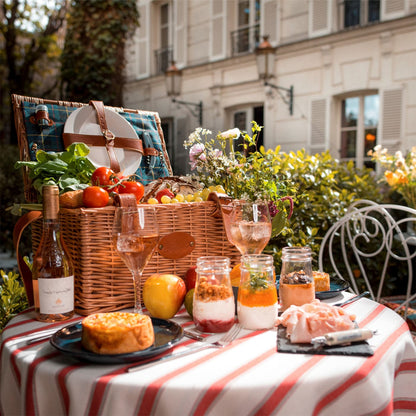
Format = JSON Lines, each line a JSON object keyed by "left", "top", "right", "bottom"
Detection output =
{"left": 60, "top": 0, "right": 139, "bottom": 106}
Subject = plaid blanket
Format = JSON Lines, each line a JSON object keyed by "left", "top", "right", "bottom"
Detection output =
{"left": 22, "top": 101, "right": 171, "bottom": 185}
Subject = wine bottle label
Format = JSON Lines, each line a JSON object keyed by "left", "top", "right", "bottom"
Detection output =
{"left": 38, "top": 276, "right": 74, "bottom": 314}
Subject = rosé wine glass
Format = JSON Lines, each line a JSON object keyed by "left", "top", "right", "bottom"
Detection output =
{"left": 227, "top": 200, "right": 272, "bottom": 255}
{"left": 113, "top": 206, "right": 159, "bottom": 313}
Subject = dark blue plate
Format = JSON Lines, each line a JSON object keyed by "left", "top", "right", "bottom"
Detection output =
{"left": 50, "top": 317, "right": 183, "bottom": 364}
{"left": 275, "top": 275, "right": 350, "bottom": 300}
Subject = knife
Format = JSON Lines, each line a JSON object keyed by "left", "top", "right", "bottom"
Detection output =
{"left": 333, "top": 291, "right": 370, "bottom": 307}
{"left": 311, "top": 328, "right": 376, "bottom": 346}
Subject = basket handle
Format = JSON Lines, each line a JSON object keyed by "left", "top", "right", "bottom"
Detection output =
{"left": 13, "top": 211, "right": 42, "bottom": 306}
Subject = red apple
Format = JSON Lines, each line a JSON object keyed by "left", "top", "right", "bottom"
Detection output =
{"left": 143, "top": 274, "right": 186, "bottom": 319}
{"left": 184, "top": 266, "right": 197, "bottom": 291}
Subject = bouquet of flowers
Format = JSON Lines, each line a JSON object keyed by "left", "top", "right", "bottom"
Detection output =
{"left": 368, "top": 144, "right": 416, "bottom": 208}
{"left": 184, "top": 121, "right": 294, "bottom": 236}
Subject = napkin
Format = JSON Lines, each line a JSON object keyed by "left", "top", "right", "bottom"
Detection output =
{"left": 276, "top": 326, "right": 374, "bottom": 357}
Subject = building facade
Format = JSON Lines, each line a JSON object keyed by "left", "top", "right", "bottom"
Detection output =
{"left": 123, "top": 0, "right": 416, "bottom": 175}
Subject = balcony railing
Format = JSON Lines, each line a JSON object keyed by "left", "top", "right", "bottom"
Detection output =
{"left": 154, "top": 46, "right": 173, "bottom": 74}
{"left": 231, "top": 24, "right": 260, "bottom": 56}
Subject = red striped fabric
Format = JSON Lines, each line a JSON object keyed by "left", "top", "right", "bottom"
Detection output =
{"left": 1, "top": 297, "right": 415, "bottom": 416}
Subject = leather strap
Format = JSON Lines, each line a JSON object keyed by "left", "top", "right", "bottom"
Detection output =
{"left": 62, "top": 133, "right": 144, "bottom": 154}
{"left": 89, "top": 100, "right": 121, "bottom": 172}
{"left": 13, "top": 211, "right": 42, "bottom": 306}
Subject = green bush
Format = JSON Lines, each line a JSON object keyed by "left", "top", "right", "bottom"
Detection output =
{"left": 0, "top": 270, "right": 28, "bottom": 331}
{"left": 266, "top": 150, "right": 384, "bottom": 270}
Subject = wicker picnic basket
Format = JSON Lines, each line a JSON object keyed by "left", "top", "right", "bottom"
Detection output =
{"left": 29, "top": 203, "right": 240, "bottom": 316}
{"left": 12, "top": 94, "right": 240, "bottom": 315}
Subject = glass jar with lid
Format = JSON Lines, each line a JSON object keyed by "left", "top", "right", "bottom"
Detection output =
{"left": 279, "top": 247, "right": 315, "bottom": 311}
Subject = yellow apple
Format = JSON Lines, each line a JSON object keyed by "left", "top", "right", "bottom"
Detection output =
{"left": 143, "top": 274, "right": 186, "bottom": 319}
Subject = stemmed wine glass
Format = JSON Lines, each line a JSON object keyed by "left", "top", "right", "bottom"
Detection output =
{"left": 227, "top": 200, "right": 272, "bottom": 255}
{"left": 113, "top": 206, "right": 159, "bottom": 313}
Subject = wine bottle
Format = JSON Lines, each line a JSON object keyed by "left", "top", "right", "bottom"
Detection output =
{"left": 32, "top": 185, "right": 74, "bottom": 322}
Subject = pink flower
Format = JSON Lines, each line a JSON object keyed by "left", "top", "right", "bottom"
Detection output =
{"left": 189, "top": 144, "right": 206, "bottom": 170}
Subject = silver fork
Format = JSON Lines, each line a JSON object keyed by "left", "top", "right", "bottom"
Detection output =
{"left": 127, "top": 323, "right": 242, "bottom": 373}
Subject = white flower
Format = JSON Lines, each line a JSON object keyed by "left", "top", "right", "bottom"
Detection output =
{"left": 217, "top": 128, "right": 240, "bottom": 140}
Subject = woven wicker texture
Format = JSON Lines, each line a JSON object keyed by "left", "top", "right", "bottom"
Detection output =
{"left": 32, "top": 203, "right": 240, "bottom": 315}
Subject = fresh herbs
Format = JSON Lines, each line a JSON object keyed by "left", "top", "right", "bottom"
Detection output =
{"left": 248, "top": 272, "right": 270, "bottom": 291}
{"left": 14, "top": 143, "right": 96, "bottom": 200}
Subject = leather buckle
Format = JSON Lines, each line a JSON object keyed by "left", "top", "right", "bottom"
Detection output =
{"left": 103, "top": 129, "right": 115, "bottom": 143}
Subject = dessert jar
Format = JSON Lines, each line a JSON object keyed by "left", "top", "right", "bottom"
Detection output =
{"left": 279, "top": 246, "right": 315, "bottom": 311}
{"left": 237, "top": 254, "right": 278, "bottom": 330}
{"left": 193, "top": 256, "right": 235, "bottom": 333}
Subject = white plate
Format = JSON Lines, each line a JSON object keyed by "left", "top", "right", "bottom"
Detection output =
{"left": 64, "top": 106, "right": 142, "bottom": 175}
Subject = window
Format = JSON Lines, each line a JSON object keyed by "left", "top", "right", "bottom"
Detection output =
{"left": 232, "top": 106, "right": 264, "bottom": 152}
{"left": 154, "top": 3, "right": 172, "bottom": 74}
{"left": 342, "top": 0, "right": 380, "bottom": 28}
{"left": 231, "top": 0, "right": 260, "bottom": 55}
{"left": 340, "top": 94, "right": 379, "bottom": 168}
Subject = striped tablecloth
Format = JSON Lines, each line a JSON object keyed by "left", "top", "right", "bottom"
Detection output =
{"left": 1, "top": 296, "right": 416, "bottom": 416}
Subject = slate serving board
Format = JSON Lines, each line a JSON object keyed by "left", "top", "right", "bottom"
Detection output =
{"left": 276, "top": 326, "right": 374, "bottom": 357}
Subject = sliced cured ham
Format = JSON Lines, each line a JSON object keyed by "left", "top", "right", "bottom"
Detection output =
{"left": 277, "top": 300, "right": 356, "bottom": 343}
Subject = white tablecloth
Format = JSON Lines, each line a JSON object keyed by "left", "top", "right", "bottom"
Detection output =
{"left": 1, "top": 295, "right": 416, "bottom": 416}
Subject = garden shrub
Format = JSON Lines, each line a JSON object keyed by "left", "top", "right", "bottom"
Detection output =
{"left": 267, "top": 150, "right": 384, "bottom": 270}
{"left": 0, "top": 270, "right": 28, "bottom": 331}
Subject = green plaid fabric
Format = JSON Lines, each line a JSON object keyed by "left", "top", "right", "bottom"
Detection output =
{"left": 22, "top": 101, "right": 171, "bottom": 184}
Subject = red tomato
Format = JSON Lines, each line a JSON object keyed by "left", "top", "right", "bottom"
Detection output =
{"left": 91, "top": 167, "right": 116, "bottom": 188}
{"left": 82, "top": 186, "right": 110, "bottom": 208}
{"left": 118, "top": 181, "right": 145, "bottom": 202}
{"left": 156, "top": 188, "right": 175, "bottom": 203}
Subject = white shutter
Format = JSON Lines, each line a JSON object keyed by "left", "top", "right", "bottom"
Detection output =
{"left": 125, "top": 34, "right": 138, "bottom": 80}
{"left": 136, "top": 3, "right": 150, "bottom": 78}
{"left": 262, "top": 0, "right": 279, "bottom": 45}
{"left": 310, "top": 98, "right": 327, "bottom": 154}
{"left": 210, "top": 0, "right": 226, "bottom": 61}
{"left": 309, "top": 0, "right": 332, "bottom": 38}
{"left": 381, "top": 89, "right": 403, "bottom": 151}
{"left": 381, "top": 0, "right": 407, "bottom": 21}
{"left": 174, "top": 0, "right": 187, "bottom": 67}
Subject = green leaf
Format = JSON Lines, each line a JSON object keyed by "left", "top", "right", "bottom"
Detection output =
{"left": 271, "top": 210, "right": 286, "bottom": 238}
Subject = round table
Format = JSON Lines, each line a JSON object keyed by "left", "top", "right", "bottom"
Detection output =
{"left": 1, "top": 293, "right": 416, "bottom": 416}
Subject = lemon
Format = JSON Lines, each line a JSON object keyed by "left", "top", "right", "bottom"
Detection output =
{"left": 176, "top": 193, "right": 185, "bottom": 202}
{"left": 147, "top": 197, "right": 159, "bottom": 204}
{"left": 201, "top": 188, "right": 210, "bottom": 200}
{"left": 161, "top": 195, "right": 172, "bottom": 204}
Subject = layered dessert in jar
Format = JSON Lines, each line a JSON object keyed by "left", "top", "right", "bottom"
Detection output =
{"left": 279, "top": 270, "right": 315, "bottom": 312}
{"left": 193, "top": 276, "right": 235, "bottom": 333}
{"left": 237, "top": 283, "right": 278, "bottom": 329}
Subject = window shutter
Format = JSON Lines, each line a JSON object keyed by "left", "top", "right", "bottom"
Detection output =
{"left": 309, "top": 0, "right": 332, "bottom": 38}
{"left": 381, "top": 89, "right": 402, "bottom": 151}
{"left": 174, "top": 0, "right": 187, "bottom": 67}
{"left": 210, "top": 0, "right": 226, "bottom": 61}
{"left": 310, "top": 98, "right": 327, "bottom": 154}
{"left": 134, "top": 3, "right": 150, "bottom": 78}
{"left": 262, "top": 0, "right": 279, "bottom": 45}
{"left": 382, "top": 0, "right": 407, "bottom": 21}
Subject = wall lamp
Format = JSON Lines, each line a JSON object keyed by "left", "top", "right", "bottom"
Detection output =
{"left": 165, "top": 61, "right": 203, "bottom": 125}
{"left": 255, "top": 36, "right": 294, "bottom": 116}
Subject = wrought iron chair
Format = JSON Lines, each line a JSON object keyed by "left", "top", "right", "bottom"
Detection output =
{"left": 318, "top": 199, "right": 416, "bottom": 321}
